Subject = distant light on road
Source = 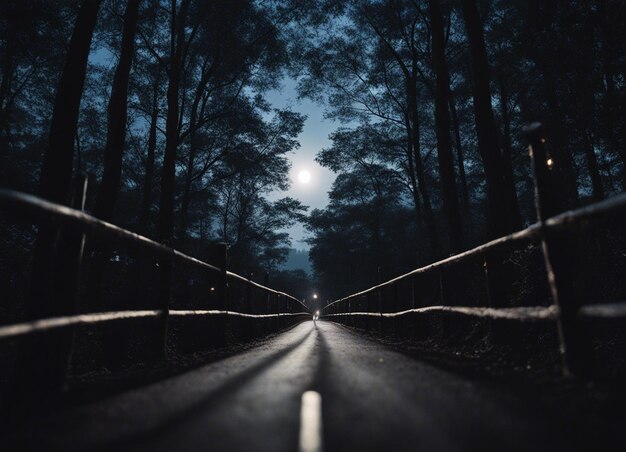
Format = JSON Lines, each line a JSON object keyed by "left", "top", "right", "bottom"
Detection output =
{"left": 313, "top": 293, "right": 318, "bottom": 299}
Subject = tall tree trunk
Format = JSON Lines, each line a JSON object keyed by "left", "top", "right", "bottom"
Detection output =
{"left": 16, "top": 0, "right": 101, "bottom": 411}
{"left": 138, "top": 74, "right": 160, "bottom": 234}
{"left": 526, "top": 0, "right": 579, "bottom": 209}
{"left": 573, "top": 13, "right": 605, "bottom": 202}
{"left": 407, "top": 79, "right": 440, "bottom": 259}
{"left": 448, "top": 94, "right": 470, "bottom": 215}
{"left": 583, "top": 130, "right": 605, "bottom": 201}
{"left": 404, "top": 125, "right": 423, "bottom": 229}
{"left": 543, "top": 68, "right": 580, "bottom": 209}
{"left": 461, "top": 0, "right": 520, "bottom": 238}
{"left": 158, "top": 0, "right": 185, "bottom": 245}
{"left": 404, "top": 122, "right": 427, "bottom": 262}
{"left": 37, "top": 0, "right": 100, "bottom": 204}
{"left": 0, "top": 36, "right": 14, "bottom": 117}
{"left": 597, "top": 0, "right": 626, "bottom": 190}
{"left": 0, "top": 32, "right": 15, "bottom": 164}
{"left": 179, "top": 52, "right": 219, "bottom": 243}
{"left": 89, "top": 0, "right": 140, "bottom": 369}
{"left": 153, "top": 0, "right": 189, "bottom": 361}
{"left": 93, "top": 0, "right": 140, "bottom": 221}
{"left": 178, "top": 144, "right": 195, "bottom": 244}
{"left": 497, "top": 75, "right": 522, "bottom": 229}
{"left": 30, "top": 0, "right": 101, "bottom": 315}
{"left": 428, "top": 0, "right": 463, "bottom": 253}
{"left": 365, "top": 16, "right": 440, "bottom": 256}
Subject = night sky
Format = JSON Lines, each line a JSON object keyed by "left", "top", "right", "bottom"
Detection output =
{"left": 266, "top": 77, "right": 337, "bottom": 249}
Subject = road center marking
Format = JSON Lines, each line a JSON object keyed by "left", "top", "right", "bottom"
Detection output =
{"left": 299, "top": 391, "right": 323, "bottom": 452}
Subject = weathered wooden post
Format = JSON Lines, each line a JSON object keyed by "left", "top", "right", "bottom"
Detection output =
{"left": 246, "top": 272, "right": 253, "bottom": 313}
{"left": 438, "top": 266, "right": 447, "bottom": 304}
{"left": 439, "top": 266, "right": 450, "bottom": 340}
{"left": 483, "top": 250, "right": 506, "bottom": 344}
{"left": 9, "top": 174, "right": 87, "bottom": 423}
{"left": 10, "top": 175, "right": 88, "bottom": 417}
{"left": 215, "top": 242, "right": 228, "bottom": 310}
{"left": 393, "top": 284, "right": 399, "bottom": 335}
{"left": 525, "top": 122, "right": 588, "bottom": 377}
{"left": 377, "top": 266, "right": 382, "bottom": 313}
{"left": 483, "top": 257, "right": 493, "bottom": 306}
{"left": 264, "top": 272, "right": 270, "bottom": 314}
{"left": 348, "top": 299, "right": 352, "bottom": 327}
{"left": 53, "top": 173, "right": 88, "bottom": 384}
{"left": 155, "top": 261, "right": 172, "bottom": 361}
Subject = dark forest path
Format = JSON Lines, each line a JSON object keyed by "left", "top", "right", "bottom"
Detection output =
{"left": 9, "top": 321, "right": 625, "bottom": 451}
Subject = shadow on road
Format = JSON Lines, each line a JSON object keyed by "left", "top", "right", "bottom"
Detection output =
{"left": 106, "top": 323, "right": 316, "bottom": 450}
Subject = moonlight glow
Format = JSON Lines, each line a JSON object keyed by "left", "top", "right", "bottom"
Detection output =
{"left": 298, "top": 170, "right": 312, "bottom": 184}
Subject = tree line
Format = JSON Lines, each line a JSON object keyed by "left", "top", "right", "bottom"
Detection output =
{"left": 296, "top": 0, "right": 626, "bottom": 296}
{"left": 1, "top": 0, "right": 625, "bottom": 304}
{"left": 0, "top": 0, "right": 314, "bottom": 307}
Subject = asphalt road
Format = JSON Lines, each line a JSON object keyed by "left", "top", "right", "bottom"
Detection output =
{"left": 8, "top": 320, "right": 624, "bottom": 451}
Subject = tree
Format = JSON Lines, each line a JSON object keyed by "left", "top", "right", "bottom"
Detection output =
{"left": 427, "top": 0, "right": 463, "bottom": 252}
{"left": 307, "top": 164, "right": 414, "bottom": 296}
{"left": 93, "top": 0, "right": 141, "bottom": 222}
{"left": 461, "top": 0, "right": 521, "bottom": 238}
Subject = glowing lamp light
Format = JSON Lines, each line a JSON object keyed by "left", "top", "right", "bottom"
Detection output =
{"left": 313, "top": 293, "right": 318, "bottom": 299}
{"left": 546, "top": 157, "right": 554, "bottom": 169}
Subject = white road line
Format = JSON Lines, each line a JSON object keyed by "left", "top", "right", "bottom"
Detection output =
{"left": 299, "top": 391, "right": 323, "bottom": 452}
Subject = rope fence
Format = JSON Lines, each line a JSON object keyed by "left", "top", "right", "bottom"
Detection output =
{"left": 0, "top": 179, "right": 310, "bottom": 397}
{"left": 322, "top": 123, "right": 626, "bottom": 378}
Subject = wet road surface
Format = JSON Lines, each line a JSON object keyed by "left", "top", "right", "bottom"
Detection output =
{"left": 9, "top": 320, "right": 623, "bottom": 451}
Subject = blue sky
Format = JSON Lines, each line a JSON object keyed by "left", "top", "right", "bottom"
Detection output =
{"left": 265, "top": 77, "right": 338, "bottom": 250}
{"left": 93, "top": 49, "right": 335, "bottom": 249}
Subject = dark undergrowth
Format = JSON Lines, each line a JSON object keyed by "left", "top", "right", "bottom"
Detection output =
{"left": 326, "top": 314, "right": 626, "bottom": 431}
{"left": 0, "top": 317, "right": 308, "bottom": 429}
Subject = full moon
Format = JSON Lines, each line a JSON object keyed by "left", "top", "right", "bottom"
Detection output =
{"left": 298, "top": 170, "right": 311, "bottom": 184}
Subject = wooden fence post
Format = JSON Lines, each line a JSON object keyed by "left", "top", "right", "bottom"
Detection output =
{"left": 483, "top": 250, "right": 506, "bottom": 344}
{"left": 216, "top": 242, "right": 227, "bottom": 310}
{"left": 393, "top": 284, "right": 399, "bottom": 334}
{"left": 53, "top": 173, "right": 88, "bottom": 384}
{"left": 525, "top": 122, "right": 589, "bottom": 377}
{"left": 13, "top": 173, "right": 88, "bottom": 411}
{"left": 439, "top": 266, "right": 450, "bottom": 339}
{"left": 483, "top": 249, "right": 508, "bottom": 308}
{"left": 246, "top": 272, "right": 253, "bottom": 313}
{"left": 377, "top": 266, "right": 382, "bottom": 314}
{"left": 438, "top": 267, "right": 447, "bottom": 305}
{"left": 264, "top": 272, "right": 270, "bottom": 314}
{"left": 155, "top": 259, "right": 172, "bottom": 361}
